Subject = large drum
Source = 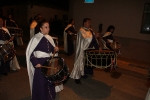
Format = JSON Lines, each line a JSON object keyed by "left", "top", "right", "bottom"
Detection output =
{"left": 41, "top": 56, "right": 69, "bottom": 84}
{"left": 0, "top": 44, "right": 15, "bottom": 62}
{"left": 84, "top": 49, "right": 117, "bottom": 69}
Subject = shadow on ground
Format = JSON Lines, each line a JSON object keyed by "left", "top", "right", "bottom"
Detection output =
{"left": 59, "top": 76, "right": 112, "bottom": 100}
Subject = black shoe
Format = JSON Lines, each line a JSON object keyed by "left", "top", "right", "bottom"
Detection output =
{"left": 81, "top": 75, "right": 88, "bottom": 79}
{"left": 75, "top": 79, "right": 81, "bottom": 84}
{"left": 2, "top": 73, "right": 8, "bottom": 76}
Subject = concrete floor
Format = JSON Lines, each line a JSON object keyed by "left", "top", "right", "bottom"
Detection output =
{"left": 0, "top": 36, "right": 150, "bottom": 100}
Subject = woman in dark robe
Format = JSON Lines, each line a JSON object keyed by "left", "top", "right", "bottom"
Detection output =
{"left": 102, "top": 25, "right": 115, "bottom": 50}
{"left": 26, "top": 20, "right": 58, "bottom": 100}
{"left": 64, "top": 18, "right": 76, "bottom": 56}
{"left": 0, "top": 17, "right": 15, "bottom": 75}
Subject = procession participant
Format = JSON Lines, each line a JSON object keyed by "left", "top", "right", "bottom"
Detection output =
{"left": 0, "top": 17, "right": 20, "bottom": 75}
{"left": 102, "top": 25, "right": 115, "bottom": 50}
{"left": 70, "top": 18, "right": 100, "bottom": 84}
{"left": 30, "top": 14, "right": 43, "bottom": 38}
{"left": 26, "top": 19, "right": 59, "bottom": 100}
{"left": 64, "top": 18, "right": 77, "bottom": 56}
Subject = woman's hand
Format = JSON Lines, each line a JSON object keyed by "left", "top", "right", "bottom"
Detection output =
{"left": 54, "top": 46, "right": 59, "bottom": 52}
{"left": 35, "top": 64, "right": 42, "bottom": 68}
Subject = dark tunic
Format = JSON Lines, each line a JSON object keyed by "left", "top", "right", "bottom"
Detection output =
{"left": 65, "top": 25, "right": 76, "bottom": 55}
{"left": 34, "top": 24, "right": 39, "bottom": 35}
{"left": 30, "top": 37, "right": 56, "bottom": 100}
{"left": 84, "top": 30, "right": 99, "bottom": 75}
{"left": 0, "top": 28, "right": 11, "bottom": 74}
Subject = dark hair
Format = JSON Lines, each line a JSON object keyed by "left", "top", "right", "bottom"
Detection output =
{"left": 68, "top": 18, "right": 74, "bottom": 24}
{"left": 106, "top": 25, "right": 115, "bottom": 32}
{"left": 99, "top": 24, "right": 103, "bottom": 29}
{"left": 98, "top": 23, "right": 103, "bottom": 33}
{"left": 34, "top": 14, "right": 43, "bottom": 22}
{"left": 37, "top": 19, "right": 49, "bottom": 32}
{"left": 82, "top": 18, "right": 91, "bottom": 26}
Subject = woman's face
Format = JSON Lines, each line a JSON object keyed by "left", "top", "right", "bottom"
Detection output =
{"left": 40, "top": 22, "right": 50, "bottom": 35}
{"left": 84, "top": 20, "right": 91, "bottom": 29}
{"left": 110, "top": 28, "right": 114, "bottom": 33}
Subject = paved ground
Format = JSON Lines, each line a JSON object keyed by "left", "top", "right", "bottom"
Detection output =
{"left": 0, "top": 35, "right": 150, "bottom": 100}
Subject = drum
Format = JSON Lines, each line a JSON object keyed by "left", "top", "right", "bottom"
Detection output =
{"left": 41, "top": 56, "right": 69, "bottom": 83}
{"left": 110, "top": 41, "right": 121, "bottom": 50}
{"left": 0, "top": 44, "right": 15, "bottom": 62}
{"left": 84, "top": 49, "right": 116, "bottom": 69}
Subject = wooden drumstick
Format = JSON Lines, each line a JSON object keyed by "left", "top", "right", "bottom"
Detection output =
{"left": 41, "top": 66, "right": 57, "bottom": 69}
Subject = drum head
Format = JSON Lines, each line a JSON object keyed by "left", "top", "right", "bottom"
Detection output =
{"left": 0, "top": 44, "right": 15, "bottom": 62}
{"left": 42, "top": 57, "right": 63, "bottom": 76}
{"left": 41, "top": 57, "right": 69, "bottom": 83}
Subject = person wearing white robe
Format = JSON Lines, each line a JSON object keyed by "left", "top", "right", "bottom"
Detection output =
{"left": 26, "top": 20, "right": 63, "bottom": 100}
{"left": 70, "top": 18, "right": 100, "bottom": 84}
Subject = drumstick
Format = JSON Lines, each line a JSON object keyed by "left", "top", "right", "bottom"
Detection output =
{"left": 41, "top": 66, "right": 57, "bottom": 69}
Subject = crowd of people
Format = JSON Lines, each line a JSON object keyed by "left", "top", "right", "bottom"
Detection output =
{"left": 64, "top": 18, "right": 121, "bottom": 84}
{"left": 29, "top": 14, "right": 68, "bottom": 38}
{"left": 0, "top": 13, "right": 120, "bottom": 100}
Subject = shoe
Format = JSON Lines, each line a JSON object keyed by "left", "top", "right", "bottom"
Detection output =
{"left": 81, "top": 75, "right": 88, "bottom": 79}
{"left": 2, "top": 73, "right": 8, "bottom": 76}
{"left": 75, "top": 79, "right": 81, "bottom": 84}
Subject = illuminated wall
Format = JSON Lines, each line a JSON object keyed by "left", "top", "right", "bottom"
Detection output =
{"left": 69, "top": 0, "right": 150, "bottom": 63}
{"left": 70, "top": 0, "right": 150, "bottom": 41}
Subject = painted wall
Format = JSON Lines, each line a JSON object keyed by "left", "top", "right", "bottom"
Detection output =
{"left": 2, "top": 5, "right": 28, "bottom": 27}
{"left": 70, "top": 0, "right": 150, "bottom": 41}
{"left": 2, "top": 4, "right": 69, "bottom": 37}
{"left": 2, "top": 5, "right": 68, "bottom": 27}
{"left": 70, "top": 0, "right": 150, "bottom": 63}
{"left": 27, "top": 5, "right": 68, "bottom": 23}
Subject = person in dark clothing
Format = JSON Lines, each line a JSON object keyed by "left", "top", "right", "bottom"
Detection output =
{"left": 64, "top": 18, "right": 77, "bottom": 56}
{"left": 0, "top": 18, "right": 15, "bottom": 75}
{"left": 102, "top": 25, "right": 115, "bottom": 50}
{"left": 26, "top": 20, "right": 59, "bottom": 100}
